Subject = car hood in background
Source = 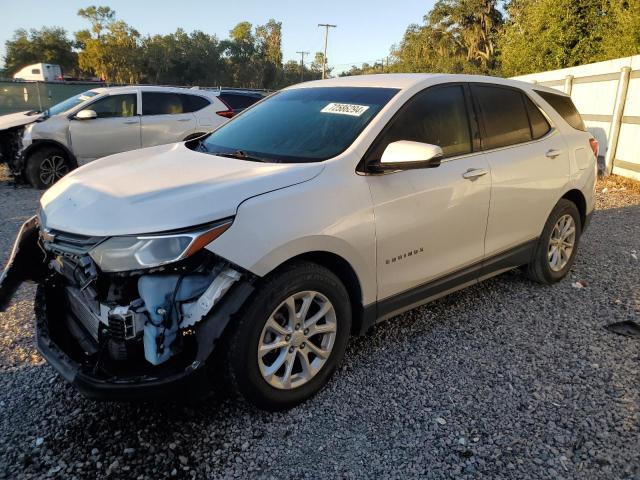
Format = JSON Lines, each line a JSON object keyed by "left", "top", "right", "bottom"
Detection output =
{"left": 0, "top": 111, "right": 42, "bottom": 131}
{"left": 40, "top": 143, "right": 324, "bottom": 236}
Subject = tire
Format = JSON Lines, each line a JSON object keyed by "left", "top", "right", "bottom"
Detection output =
{"left": 223, "top": 261, "right": 351, "bottom": 411}
{"left": 25, "top": 146, "right": 75, "bottom": 189}
{"left": 527, "top": 199, "right": 582, "bottom": 284}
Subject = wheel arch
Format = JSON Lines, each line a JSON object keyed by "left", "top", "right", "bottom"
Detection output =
{"left": 23, "top": 140, "right": 78, "bottom": 169}
{"left": 272, "top": 251, "right": 367, "bottom": 336}
{"left": 561, "top": 189, "right": 587, "bottom": 228}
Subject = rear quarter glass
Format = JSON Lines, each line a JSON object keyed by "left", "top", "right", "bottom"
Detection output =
{"left": 535, "top": 90, "right": 586, "bottom": 131}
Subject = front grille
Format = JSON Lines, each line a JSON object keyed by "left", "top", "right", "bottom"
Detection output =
{"left": 43, "top": 229, "right": 104, "bottom": 256}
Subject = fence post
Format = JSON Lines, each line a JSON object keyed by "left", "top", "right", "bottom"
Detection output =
{"left": 564, "top": 75, "right": 574, "bottom": 96}
{"left": 604, "top": 67, "right": 631, "bottom": 176}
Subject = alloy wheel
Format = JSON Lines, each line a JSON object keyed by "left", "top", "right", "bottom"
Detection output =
{"left": 548, "top": 214, "right": 576, "bottom": 272}
{"left": 258, "top": 291, "right": 337, "bottom": 390}
{"left": 39, "top": 155, "right": 69, "bottom": 186}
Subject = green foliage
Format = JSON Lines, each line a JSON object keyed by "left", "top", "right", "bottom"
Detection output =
{"left": 499, "top": 0, "right": 640, "bottom": 76}
{"left": 4, "top": 27, "right": 76, "bottom": 75}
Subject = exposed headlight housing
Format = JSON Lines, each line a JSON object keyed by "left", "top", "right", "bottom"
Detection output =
{"left": 89, "top": 219, "right": 232, "bottom": 272}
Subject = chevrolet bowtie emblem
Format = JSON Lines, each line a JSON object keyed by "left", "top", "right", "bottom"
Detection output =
{"left": 40, "top": 229, "right": 56, "bottom": 243}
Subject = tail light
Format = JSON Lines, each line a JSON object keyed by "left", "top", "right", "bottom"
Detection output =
{"left": 216, "top": 109, "right": 235, "bottom": 119}
{"left": 589, "top": 137, "right": 599, "bottom": 158}
{"left": 216, "top": 97, "right": 235, "bottom": 118}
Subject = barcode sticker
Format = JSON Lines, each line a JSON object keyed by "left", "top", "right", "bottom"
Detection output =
{"left": 321, "top": 103, "right": 370, "bottom": 117}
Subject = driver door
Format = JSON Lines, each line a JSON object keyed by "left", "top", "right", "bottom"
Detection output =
{"left": 366, "top": 84, "right": 491, "bottom": 307}
{"left": 69, "top": 92, "right": 141, "bottom": 161}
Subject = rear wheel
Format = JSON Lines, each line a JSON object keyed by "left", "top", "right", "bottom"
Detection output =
{"left": 223, "top": 262, "right": 351, "bottom": 410}
{"left": 527, "top": 199, "right": 582, "bottom": 284}
{"left": 25, "top": 146, "right": 75, "bottom": 189}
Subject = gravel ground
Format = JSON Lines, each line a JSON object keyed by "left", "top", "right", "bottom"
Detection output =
{"left": 0, "top": 167, "right": 638, "bottom": 479}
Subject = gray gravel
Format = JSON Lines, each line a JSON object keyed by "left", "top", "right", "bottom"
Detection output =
{"left": 1, "top": 167, "right": 639, "bottom": 479}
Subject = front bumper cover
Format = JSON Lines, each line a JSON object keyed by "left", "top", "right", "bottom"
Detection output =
{"left": 1, "top": 216, "right": 255, "bottom": 401}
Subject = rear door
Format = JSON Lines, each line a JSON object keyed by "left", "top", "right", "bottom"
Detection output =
{"left": 140, "top": 92, "right": 196, "bottom": 147}
{"left": 69, "top": 92, "right": 141, "bottom": 160}
{"left": 470, "top": 84, "right": 570, "bottom": 257}
{"left": 367, "top": 84, "right": 491, "bottom": 304}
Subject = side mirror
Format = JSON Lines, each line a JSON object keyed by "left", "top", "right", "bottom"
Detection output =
{"left": 75, "top": 109, "right": 97, "bottom": 120}
{"left": 374, "top": 140, "right": 443, "bottom": 172}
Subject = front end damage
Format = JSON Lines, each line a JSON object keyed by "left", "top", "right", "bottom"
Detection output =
{"left": 0, "top": 126, "right": 27, "bottom": 181}
{"left": 0, "top": 217, "right": 255, "bottom": 400}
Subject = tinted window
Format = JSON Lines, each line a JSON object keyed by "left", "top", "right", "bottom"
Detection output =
{"left": 142, "top": 92, "right": 184, "bottom": 115}
{"left": 201, "top": 87, "right": 399, "bottom": 163}
{"left": 32, "top": 68, "right": 41, "bottom": 74}
{"left": 472, "top": 85, "right": 531, "bottom": 150}
{"left": 369, "top": 85, "right": 472, "bottom": 160}
{"left": 220, "top": 93, "right": 262, "bottom": 111}
{"left": 181, "top": 94, "right": 210, "bottom": 112}
{"left": 89, "top": 94, "right": 137, "bottom": 118}
{"left": 524, "top": 95, "right": 551, "bottom": 139}
{"left": 535, "top": 90, "right": 586, "bottom": 131}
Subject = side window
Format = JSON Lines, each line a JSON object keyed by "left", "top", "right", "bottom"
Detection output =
{"left": 535, "top": 90, "right": 586, "bottom": 131}
{"left": 142, "top": 92, "right": 184, "bottom": 115}
{"left": 523, "top": 95, "right": 551, "bottom": 139}
{"left": 181, "top": 94, "right": 210, "bottom": 113}
{"left": 32, "top": 68, "right": 41, "bottom": 74}
{"left": 89, "top": 94, "right": 137, "bottom": 118}
{"left": 368, "top": 85, "right": 472, "bottom": 160}
{"left": 472, "top": 85, "right": 532, "bottom": 150}
{"left": 220, "top": 93, "right": 262, "bottom": 111}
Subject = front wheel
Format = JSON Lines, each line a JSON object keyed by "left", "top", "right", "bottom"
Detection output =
{"left": 527, "top": 198, "right": 582, "bottom": 284}
{"left": 25, "top": 147, "right": 75, "bottom": 189}
{"left": 223, "top": 262, "right": 351, "bottom": 410}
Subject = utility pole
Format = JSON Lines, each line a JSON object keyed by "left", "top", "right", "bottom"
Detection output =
{"left": 296, "top": 51, "right": 309, "bottom": 83}
{"left": 318, "top": 23, "right": 337, "bottom": 79}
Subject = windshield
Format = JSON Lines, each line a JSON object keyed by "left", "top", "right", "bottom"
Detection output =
{"left": 46, "top": 91, "right": 98, "bottom": 116}
{"left": 200, "top": 87, "right": 399, "bottom": 163}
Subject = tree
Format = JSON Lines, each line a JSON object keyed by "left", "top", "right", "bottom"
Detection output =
{"left": 255, "top": 19, "right": 283, "bottom": 88}
{"left": 77, "top": 9, "right": 143, "bottom": 84}
{"left": 499, "top": 0, "right": 640, "bottom": 76}
{"left": 390, "top": 0, "right": 502, "bottom": 74}
{"left": 4, "top": 27, "right": 76, "bottom": 75}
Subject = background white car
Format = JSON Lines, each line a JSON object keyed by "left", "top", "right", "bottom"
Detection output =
{"left": 19, "top": 86, "right": 241, "bottom": 188}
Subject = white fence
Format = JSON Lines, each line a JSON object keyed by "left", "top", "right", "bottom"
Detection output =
{"left": 513, "top": 55, "right": 640, "bottom": 181}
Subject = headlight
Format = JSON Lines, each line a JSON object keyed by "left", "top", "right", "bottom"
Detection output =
{"left": 89, "top": 220, "right": 232, "bottom": 272}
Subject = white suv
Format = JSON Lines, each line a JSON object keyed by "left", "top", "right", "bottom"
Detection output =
{"left": 0, "top": 74, "right": 597, "bottom": 410}
{"left": 19, "top": 86, "right": 233, "bottom": 188}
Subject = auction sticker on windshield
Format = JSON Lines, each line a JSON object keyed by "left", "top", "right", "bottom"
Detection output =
{"left": 321, "top": 103, "right": 370, "bottom": 117}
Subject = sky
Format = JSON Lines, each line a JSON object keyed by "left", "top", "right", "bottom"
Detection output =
{"left": 1, "top": 0, "right": 436, "bottom": 74}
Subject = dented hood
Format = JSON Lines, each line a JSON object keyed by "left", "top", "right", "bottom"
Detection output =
{"left": 0, "top": 110, "right": 42, "bottom": 130}
{"left": 40, "top": 143, "right": 323, "bottom": 236}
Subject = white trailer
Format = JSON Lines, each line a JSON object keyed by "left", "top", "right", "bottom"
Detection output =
{"left": 12, "top": 63, "right": 62, "bottom": 82}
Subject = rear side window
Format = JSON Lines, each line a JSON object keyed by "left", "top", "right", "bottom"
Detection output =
{"left": 472, "top": 85, "right": 531, "bottom": 150}
{"left": 523, "top": 95, "right": 551, "bottom": 139}
{"left": 219, "top": 93, "right": 262, "bottom": 111}
{"left": 142, "top": 92, "right": 184, "bottom": 115}
{"left": 181, "top": 94, "right": 210, "bottom": 112}
{"left": 369, "top": 85, "right": 472, "bottom": 160}
{"left": 535, "top": 90, "right": 586, "bottom": 131}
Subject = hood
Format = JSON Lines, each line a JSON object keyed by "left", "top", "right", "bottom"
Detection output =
{"left": 0, "top": 111, "right": 42, "bottom": 131}
{"left": 41, "top": 143, "right": 324, "bottom": 236}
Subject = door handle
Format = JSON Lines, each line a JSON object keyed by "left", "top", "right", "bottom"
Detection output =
{"left": 177, "top": 118, "right": 191, "bottom": 122}
{"left": 462, "top": 168, "right": 488, "bottom": 180}
{"left": 545, "top": 149, "right": 563, "bottom": 159}
{"left": 123, "top": 120, "right": 138, "bottom": 125}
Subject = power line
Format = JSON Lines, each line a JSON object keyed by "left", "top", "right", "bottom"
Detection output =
{"left": 296, "top": 51, "right": 310, "bottom": 82}
{"left": 318, "top": 23, "right": 337, "bottom": 79}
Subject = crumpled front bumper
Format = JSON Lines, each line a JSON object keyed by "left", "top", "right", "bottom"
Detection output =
{"left": 1, "top": 216, "right": 255, "bottom": 401}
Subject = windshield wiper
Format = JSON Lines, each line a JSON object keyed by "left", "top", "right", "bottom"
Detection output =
{"left": 210, "top": 150, "right": 273, "bottom": 163}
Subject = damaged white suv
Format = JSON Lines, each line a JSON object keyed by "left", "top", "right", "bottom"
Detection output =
{"left": 0, "top": 74, "right": 597, "bottom": 410}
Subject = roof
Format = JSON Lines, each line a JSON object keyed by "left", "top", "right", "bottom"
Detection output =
{"left": 87, "top": 85, "right": 219, "bottom": 98}
{"left": 287, "top": 73, "right": 561, "bottom": 94}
